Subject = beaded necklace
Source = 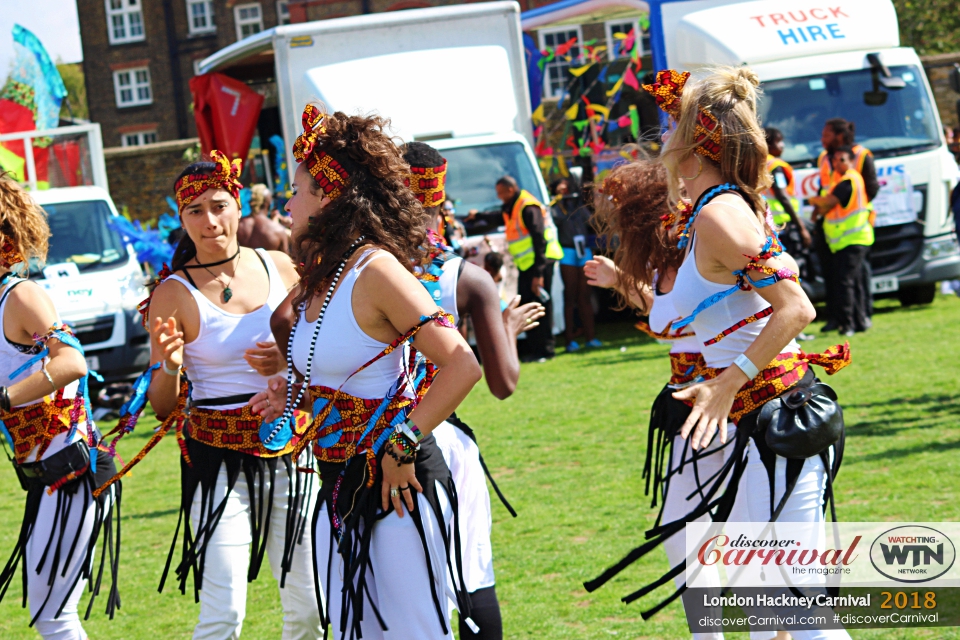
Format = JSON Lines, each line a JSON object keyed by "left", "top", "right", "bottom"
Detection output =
{"left": 259, "top": 235, "right": 367, "bottom": 450}
{"left": 677, "top": 183, "right": 743, "bottom": 249}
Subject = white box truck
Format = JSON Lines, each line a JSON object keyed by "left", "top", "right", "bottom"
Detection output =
{"left": 197, "top": 1, "right": 549, "bottom": 218}
{"left": 0, "top": 124, "right": 150, "bottom": 385}
{"left": 654, "top": 0, "right": 960, "bottom": 305}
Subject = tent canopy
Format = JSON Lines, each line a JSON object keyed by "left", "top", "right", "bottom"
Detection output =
{"left": 521, "top": 0, "right": 649, "bottom": 31}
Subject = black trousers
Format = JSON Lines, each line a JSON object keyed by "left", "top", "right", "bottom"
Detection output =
{"left": 830, "top": 244, "right": 871, "bottom": 331}
{"left": 813, "top": 219, "right": 835, "bottom": 323}
{"left": 517, "top": 261, "right": 555, "bottom": 359}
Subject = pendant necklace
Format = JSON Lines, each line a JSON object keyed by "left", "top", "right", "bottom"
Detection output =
{"left": 184, "top": 245, "right": 241, "bottom": 303}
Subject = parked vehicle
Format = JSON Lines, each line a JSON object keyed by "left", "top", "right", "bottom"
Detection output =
{"left": 654, "top": 0, "right": 960, "bottom": 305}
{"left": 1, "top": 123, "right": 150, "bottom": 383}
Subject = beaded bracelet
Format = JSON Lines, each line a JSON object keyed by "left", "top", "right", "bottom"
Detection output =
{"left": 385, "top": 440, "right": 417, "bottom": 467}
{"left": 388, "top": 430, "right": 417, "bottom": 456}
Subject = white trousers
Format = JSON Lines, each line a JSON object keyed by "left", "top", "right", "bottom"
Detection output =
{"left": 432, "top": 421, "right": 495, "bottom": 592}
{"left": 26, "top": 484, "right": 111, "bottom": 640}
{"left": 727, "top": 442, "right": 851, "bottom": 640}
{"left": 190, "top": 460, "right": 321, "bottom": 640}
{"left": 316, "top": 481, "right": 455, "bottom": 640}
{"left": 661, "top": 433, "right": 734, "bottom": 640}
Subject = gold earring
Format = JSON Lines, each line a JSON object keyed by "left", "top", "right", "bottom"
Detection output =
{"left": 680, "top": 155, "right": 703, "bottom": 181}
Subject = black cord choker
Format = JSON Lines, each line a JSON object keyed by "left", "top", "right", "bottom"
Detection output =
{"left": 183, "top": 246, "right": 241, "bottom": 269}
{"left": 183, "top": 245, "right": 242, "bottom": 303}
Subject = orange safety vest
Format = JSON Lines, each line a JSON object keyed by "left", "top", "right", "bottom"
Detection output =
{"left": 823, "top": 168, "right": 874, "bottom": 251}
{"left": 502, "top": 190, "right": 563, "bottom": 270}
{"left": 817, "top": 144, "right": 871, "bottom": 194}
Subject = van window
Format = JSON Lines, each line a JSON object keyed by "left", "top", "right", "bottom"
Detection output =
{"left": 36, "top": 200, "right": 128, "bottom": 273}
{"left": 759, "top": 65, "right": 940, "bottom": 166}
{"left": 442, "top": 142, "right": 543, "bottom": 214}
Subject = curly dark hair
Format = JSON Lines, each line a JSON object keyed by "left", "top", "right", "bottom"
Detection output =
{"left": 594, "top": 160, "right": 682, "bottom": 312}
{"left": 401, "top": 141, "right": 444, "bottom": 170}
{"left": 293, "top": 110, "right": 429, "bottom": 308}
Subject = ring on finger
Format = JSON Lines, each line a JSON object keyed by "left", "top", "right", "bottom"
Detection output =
{"left": 400, "top": 485, "right": 411, "bottom": 492}
{"left": 389, "top": 488, "right": 399, "bottom": 498}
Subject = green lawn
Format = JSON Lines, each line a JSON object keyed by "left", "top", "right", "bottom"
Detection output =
{"left": 0, "top": 295, "right": 957, "bottom": 638}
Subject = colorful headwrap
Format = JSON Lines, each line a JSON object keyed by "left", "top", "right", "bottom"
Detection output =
{"left": 405, "top": 160, "right": 447, "bottom": 208}
{"left": 0, "top": 236, "right": 25, "bottom": 268}
{"left": 642, "top": 69, "right": 723, "bottom": 163}
{"left": 174, "top": 150, "right": 243, "bottom": 210}
{"left": 292, "top": 104, "right": 351, "bottom": 202}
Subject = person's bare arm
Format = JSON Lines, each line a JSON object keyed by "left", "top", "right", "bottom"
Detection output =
{"left": 146, "top": 280, "right": 196, "bottom": 419}
{"left": 673, "top": 204, "right": 815, "bottom": 450}
{"left": 3, "top": 282, "right": 87, "bottom": 407}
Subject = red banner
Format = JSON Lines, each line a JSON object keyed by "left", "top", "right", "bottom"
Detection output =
{"left": 190, "top": 73, "right": 264, "bottom": 162}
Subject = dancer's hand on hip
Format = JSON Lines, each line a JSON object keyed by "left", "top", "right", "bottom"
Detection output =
{"left": 381, "top": 447, "right": 422, "bottom": 518}
{"left": 672, "top": 371, "right": 744, "bottom": 450}
{"left": 249, "top": 375, "right": 287, "bottom": 421}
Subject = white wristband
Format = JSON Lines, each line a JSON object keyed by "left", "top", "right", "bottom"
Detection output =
{"left": 162, "top": 361, "right": 181, "bottom": 377}
{"left": 733, "top": 353, "right": 759, "bottom": 380}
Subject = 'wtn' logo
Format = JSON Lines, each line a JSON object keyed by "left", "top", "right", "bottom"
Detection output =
{"left": 870, "top": 526, "right": 956, "bottom": 583}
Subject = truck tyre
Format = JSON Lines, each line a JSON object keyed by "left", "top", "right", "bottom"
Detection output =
{"left": 898, "top": 283, "right": 937, "bottom": 306}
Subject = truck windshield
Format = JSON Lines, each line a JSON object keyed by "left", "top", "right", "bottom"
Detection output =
{"left": 758, "top": 65, "right": 940, "bottom": 166}
{"left": 37, "top": 200, "right": 127, "bottom": 272}
{"left": 442, "top": 142, "right": 543, "bottom": 214}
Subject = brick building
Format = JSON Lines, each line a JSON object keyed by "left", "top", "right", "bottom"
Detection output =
{"left": 77, "top": 0, "right": 292, "bottom": 149}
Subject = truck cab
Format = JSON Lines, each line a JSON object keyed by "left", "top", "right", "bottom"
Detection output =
{"left": 659, "top": 0, "right": 960, "bottom": 304}
{"left": 0, "top": 124, "right": 150, "bottom": 384}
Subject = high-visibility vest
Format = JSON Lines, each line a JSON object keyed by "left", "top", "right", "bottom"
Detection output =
{"left": 765, "top": 154, "right": 799, "bottom": 226}
{"left": 818, "top": 144, "right": 875, "bottom": 223}
{"left": 823, "top": 169, "right": 874, "bottom": 252}
{"left": 503, "top": 190, "right": 564, "bottom": 271}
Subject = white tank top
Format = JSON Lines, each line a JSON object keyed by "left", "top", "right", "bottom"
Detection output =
{"left": 168, "top": 249, "right": 288, "bottom": 408}
{"left": 292, "top": 250, "right": 407, "bottom": 399}
{"left": 672, "top": 235, "right": 798, "bottom": 368}
{"left": 437, "top": 257, "right": 463, "bottom": 326}
{"left": 0, "top": 279, "right": 85, "bottom": 462}
{"left": 648, "top": 285, "right": 701, "bottom": 355}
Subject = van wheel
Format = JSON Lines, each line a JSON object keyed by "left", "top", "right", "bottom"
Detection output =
{"left": 898, "top": 284, "right": 937, "bottom": 306}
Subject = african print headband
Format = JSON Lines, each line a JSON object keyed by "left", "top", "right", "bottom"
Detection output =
{"left": 0, "top": 236, "right": 25, "bottom": 268}
{"left": 642, "top": 69, "right": 723, "bottom": 163}
{"left": 405, "top": 160, "right": 447, "bottom": 208}
{"left": 174, "top": 150, "right": 244, "bottom": 210}
{"left": 293, "top": 104, "right": 352, "bottom": 202}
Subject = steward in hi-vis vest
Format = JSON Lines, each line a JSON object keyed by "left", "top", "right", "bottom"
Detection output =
{"left": 824, "top": 168, "right": 874, "bottom": 252}
{"left": 765, "top": 154, "right": 799, "bottom": 226}
{"left": 502, "top": 189, "right": 564, "bottom": 271}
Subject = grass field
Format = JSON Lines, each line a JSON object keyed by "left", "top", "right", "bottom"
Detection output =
{"left": 0, "top": 294, "right": 957, "bottom": 638}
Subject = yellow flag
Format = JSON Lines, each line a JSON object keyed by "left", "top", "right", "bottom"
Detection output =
{"left": 532, "top": 104, "right": 545, "bottom": 125}
{"left": 557, "top": 155, "right": 569, "bottom": 177}
{"left": 565, "top": 103, "right": 579, "bottom": 120}
{"left": 588, "top": 104, "right": 610, "bottom": 118}
{"left": 606, "top": 75, "right": 625, "bottom": 97}
{"left": 569, "top": 63, "right": 594, "bottom": 77}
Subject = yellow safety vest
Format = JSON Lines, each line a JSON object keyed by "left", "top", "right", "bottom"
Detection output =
{"left": 818, "top": 145, "right": 874, "bottom": 221}
{"left": 503, "top": 190, "right": 564, "bottom": 271}
{"left": 765, "top": 154, "right": 799, "bottom": 226}
{"left": 823, "top": 169, "right": 874, "bottom": 252}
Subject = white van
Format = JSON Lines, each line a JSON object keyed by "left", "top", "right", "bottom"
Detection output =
{"left": 657, "top": 0, "right": 960, "bottom": 305}
{"left": 0, "top": 124, "right": 150, "bottom": 383}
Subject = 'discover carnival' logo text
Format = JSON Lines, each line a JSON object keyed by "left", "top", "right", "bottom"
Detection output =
{"left": 869, "top": 525, "right": 956, "bottom": 583}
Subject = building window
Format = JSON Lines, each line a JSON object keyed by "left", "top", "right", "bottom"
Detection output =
{"left": 276, "top": 0, "right": 290, "bottom": 25}
{"left": 538, "top": 27, "right": 582, "bottom": 100}
{"left": 235, "top": 3, "right": 263, "bottom": 40}
{"left": 106, "top": 0, "right": 145, "bottom": 44}
{"left": 187, "top": 0, "right": 216, "bottom": 35}
{"left": 605, "top": 20, "right": 648, "bottom": 59}
{"left": 121, "top": 130, "right": 158, "bottom": 147}
{"left": 113, "top": 67, "right": 152, "bottom": 107}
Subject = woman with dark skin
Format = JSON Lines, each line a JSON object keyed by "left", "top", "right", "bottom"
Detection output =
{"left": 550, "top": 178, "right": 599, "bottom": 351}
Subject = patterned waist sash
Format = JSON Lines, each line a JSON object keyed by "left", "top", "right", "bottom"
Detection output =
{"left": 693, "top": 343, "right": 851, "bottom": 423}
{"left": 187, "top": 405, "right": 307, "bottom": 457}
{"left": 0, "top": 393, "right": 87, "bottom": 465}
{"left": 668, "top": 352, "right": 705, "bottom": 386}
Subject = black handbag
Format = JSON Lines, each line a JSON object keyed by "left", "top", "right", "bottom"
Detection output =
{"left": 15, "top": 440, "right": 91, "bottom": 488}
{"left": 760, "top": 382, "right": 844, "bottom": 459}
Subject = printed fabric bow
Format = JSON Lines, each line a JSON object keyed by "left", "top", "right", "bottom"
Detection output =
{"left": 641, "top": 69, "right": 689, "bottom": 119}
{"left": 293, "top": 104, "right": 326, "bottom": 163}
{"left": 174, "top": 149, "right": 244, "bottom": 210}
{"left": 0, "top": 236, "right": 26, "bottom": 269}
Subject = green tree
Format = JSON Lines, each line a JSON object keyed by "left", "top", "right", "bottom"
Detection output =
{"left": 894, "top": 0, "right": 960, "bottom": 55}
{"left": 56, "top": 61, "right": 88, "bottom": 121}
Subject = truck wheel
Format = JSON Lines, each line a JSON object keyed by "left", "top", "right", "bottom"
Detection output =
{"left": 898, "top": 283, "right": 937, "bottom": 306}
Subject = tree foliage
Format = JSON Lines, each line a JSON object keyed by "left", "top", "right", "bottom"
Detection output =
{"left": 894, "top": 0, "right": 960, "bottom": 55}
{"left": 56, "top": 61, "right": 88, "bottom": 121}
